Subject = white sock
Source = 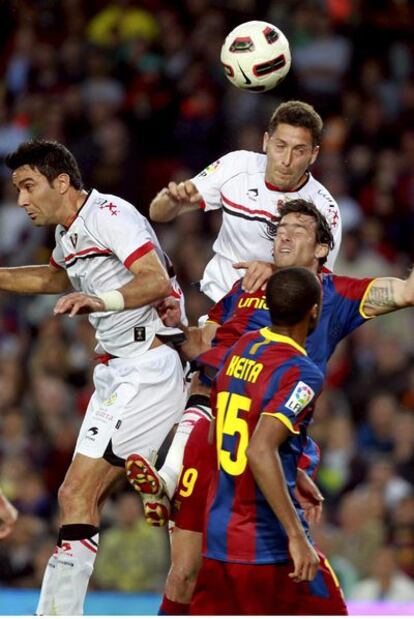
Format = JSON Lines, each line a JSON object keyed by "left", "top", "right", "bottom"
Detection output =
{"left": 35, "top": 545, "right": 60, "bottom": 615}
{"left": 36, "top": 527, "right": 99, "bottom": 615}
{"left": 159, "top": 403, "right": 211, "bottom": 499}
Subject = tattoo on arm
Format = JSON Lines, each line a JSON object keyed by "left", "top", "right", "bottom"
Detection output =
{"left": 365, "top": 280, "right": 396, "bottom": 313}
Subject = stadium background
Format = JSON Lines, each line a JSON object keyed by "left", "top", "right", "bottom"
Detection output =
{"left": 0, "top": 0, "right": 414, "bottom": 614}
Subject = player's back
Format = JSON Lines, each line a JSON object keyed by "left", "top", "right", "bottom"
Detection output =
{"left": 204, "top": 327, "right": 323, "bottom": 565}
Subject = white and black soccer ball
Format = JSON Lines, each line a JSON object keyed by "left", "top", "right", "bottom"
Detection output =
{"left": 220, "top": 20, "right": 291, "bottom": 93}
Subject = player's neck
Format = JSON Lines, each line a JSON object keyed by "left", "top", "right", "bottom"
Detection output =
{"left": 269, "top": 324, "right": 308, "bottom": 348}
{"left": 61, "top": 189, "right": 89, "bottom": 228}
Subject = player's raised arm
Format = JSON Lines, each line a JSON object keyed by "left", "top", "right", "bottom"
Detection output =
{"left": 247, "top": 415, "right": 320, "bottom": 583}
{"left": 149, "top": 181, "right": 203, "bottom": 222}
{"left": 361, "top": 269, "right": 414, "bottom": 317}
{"left": 0, "top": 263, "right": 71, "bottom": 295}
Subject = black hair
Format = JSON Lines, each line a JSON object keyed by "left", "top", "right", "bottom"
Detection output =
{"left": 5, "top": 139, "right": 83, "bottom": 189}
{"left": 278, "top": 198, "right": 334, "bottom": 266}
{"left": 266, "top": 267, "right": 321, "bottom": 327}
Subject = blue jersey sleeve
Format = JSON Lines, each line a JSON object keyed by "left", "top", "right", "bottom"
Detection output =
{"left": 331, "top": 274, "right": 375, "bottom": 339}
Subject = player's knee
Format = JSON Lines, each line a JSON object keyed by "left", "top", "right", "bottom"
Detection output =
{"left": 169, "top": 562, "right": 199, "bottom": 590}
{"left": 58, "top": 476, "right": 93, "bottom": 512}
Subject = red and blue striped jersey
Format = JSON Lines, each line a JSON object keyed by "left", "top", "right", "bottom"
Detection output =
{"left": 205, "top": 327, "right": 324, "bottom": 564}
{"left": 201, "top": 272, "right": 375, "bottom": 376}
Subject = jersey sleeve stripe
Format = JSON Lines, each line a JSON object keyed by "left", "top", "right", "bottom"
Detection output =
{"left": 49, "top": 255, "right": 63, "bottom": 270}
{"left": 359, "top": 278, "right": 378, "bottom": 319}
{"left": 124, "top": 241, "right": 155, "bottom": 268}
{"left": 261, "top": 412, "right": 300, "bottom": 434}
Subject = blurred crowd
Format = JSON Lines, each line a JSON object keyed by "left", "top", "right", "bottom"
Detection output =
{"left": 0, "top": 0, "right": 414, "bottom": 601}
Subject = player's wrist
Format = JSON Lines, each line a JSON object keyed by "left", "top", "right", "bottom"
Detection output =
{"left": 96, "top": 290, "right": 125, "bottom": 311}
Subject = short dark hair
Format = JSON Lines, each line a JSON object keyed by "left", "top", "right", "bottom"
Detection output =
{"left": 278, "top": 198, "right": 334, "bottom": 266}
{"left": 268, "top": 100, "right": 323, "bottom": 146}
{"left": 5, "top": 139, "right": 83, "bottom": 189}
{"left": 266, "top": 267, "right": 321, "bottom": 327}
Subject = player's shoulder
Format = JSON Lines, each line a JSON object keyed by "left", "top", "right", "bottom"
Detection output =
{"left": 293, "top": 353, "right": 324, "bottom": 390}
{"left": 84, "top": 189, "right": 145, "bottom": 224}
{"left": 305, "top": 174, "right": 338, "bottom": 209}
{"left": 217, "top": 150, "right": 266, "bottom": 173}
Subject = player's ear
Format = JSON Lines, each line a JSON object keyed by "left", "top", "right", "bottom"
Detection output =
{"left": 310, "top": 145, "right": 320, "bottom": 165}
{"left": 263, "top": 132, "right": 269, "bottom": 153}
{"left": 315, "top": 243, "right": 328, "bottom": 262}
{"left": 54, "top": 173, "right": 71, "bottom": 195}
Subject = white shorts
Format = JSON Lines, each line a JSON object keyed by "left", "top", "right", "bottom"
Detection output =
{"left": 75, "top": 344, "right": 186, "bottom": 462}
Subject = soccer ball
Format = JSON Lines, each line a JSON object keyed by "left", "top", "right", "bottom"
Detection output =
{"left": 220, "top": 20, "right": 291, "bottom": 93}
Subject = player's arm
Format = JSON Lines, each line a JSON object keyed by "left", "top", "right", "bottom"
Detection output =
{"left": 0, "top": 264, "right": 71, "bottom": 294}
{"left": 247, "top": 416, "right": 320, "bottom": 582}
{"left": 54, "top": 250, "right": 172, "bottom": 317}
{"left": 361, "top": 271, "right": 414, "bottom": 317}
{"left": 0, "top": 488, "right": 18, "bottom": 539}
{"left": 156, "top": 296, "right": 218, "bottom": 359}
{"left": 149, "top": 182, "right": 203, "bottom": 222}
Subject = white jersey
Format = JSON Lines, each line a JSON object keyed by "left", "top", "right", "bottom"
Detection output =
{"left": 51, "top": 189, "right": 184, "bottom": 358}
{"left": 192, "top": 150, "right": 342, "bottom": 302}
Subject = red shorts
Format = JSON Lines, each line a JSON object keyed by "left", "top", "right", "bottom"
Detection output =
{"left": 171, "top": 416, "right": 215, "bottom": 532}
{"left": 190, "top": 553, "right": 348, "bottom": 615}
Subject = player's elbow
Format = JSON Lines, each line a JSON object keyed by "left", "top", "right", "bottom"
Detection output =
{"left": 246, "top": 441, "right": 266, "bottom": 470}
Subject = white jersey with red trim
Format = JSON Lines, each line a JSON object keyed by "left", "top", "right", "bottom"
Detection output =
{"left": 192, "top": 150, "right": 342, "bottom": 302}
{"left": 51, "top": 189, "right": 185, "bottom": 358}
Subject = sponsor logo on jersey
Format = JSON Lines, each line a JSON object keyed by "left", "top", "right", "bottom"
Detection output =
{"left": 98, "top": 201, "right": 119, "bottom": 216}
{"left": 70, "top": 233, "right": 78, "bottom": 249}
{"left": 285, "top": 381, "right": 315, "bottom": 415}
{"left": 87, "top": 426, "right": 99, "bottom": 437}
{"left": 198, "top": 159, "right": 221, "bottom": 177}
{"left": 238, "top": 295, "right": 268, "bottom": 310}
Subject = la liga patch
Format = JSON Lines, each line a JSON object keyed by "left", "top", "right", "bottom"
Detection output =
{"left": 285, "top": 381, "right": 315, "bottom": 415}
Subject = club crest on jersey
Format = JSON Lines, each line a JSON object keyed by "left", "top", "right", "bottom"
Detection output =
{"left": 69, "top": 233, "right": 78, "bottom": 249}
{"left": 285, "top": 381, "right": 315, "bottom": 415}
{"left": 198, "top": 159, "right": 220, "bottom": 178}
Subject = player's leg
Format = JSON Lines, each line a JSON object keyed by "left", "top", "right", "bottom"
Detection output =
{"left": 36, "top": 454, "right": 122, "bottom": 615}
{"left": 126, "top": 373, "right": 211, "bottom": 522}
{"left": 159, "top": 527, "right": 202, "bottom": 615}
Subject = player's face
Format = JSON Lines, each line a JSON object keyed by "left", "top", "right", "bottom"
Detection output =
{"left": 12, "top": 165, "right": 62, "bottom": 226}
{"left": 263, "top": 124, "right": 319, "bottom": 191}
{"left": 273, "top": 212, "right": 326, "bottom": 271}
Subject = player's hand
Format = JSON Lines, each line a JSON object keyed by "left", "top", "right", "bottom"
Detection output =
{"left": 0, "top": 491, "right": 18, "bottom": 539}
{"left": 295, "top": 468, "right": 324, "bottom": 525}
{"left": 53, "top": 292, "right": 104, "bottom": 317}
{"left": 153, "top": 297, "right": 181, "bottom": 327}
{"left": 167, "top": 181, "right": 202, "bottom": 204}
{"left": 233, "top": 260, "right": 275, "bottom": 293}
{"left": 288, "top": 535, "right": 320, "bottom": 583}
